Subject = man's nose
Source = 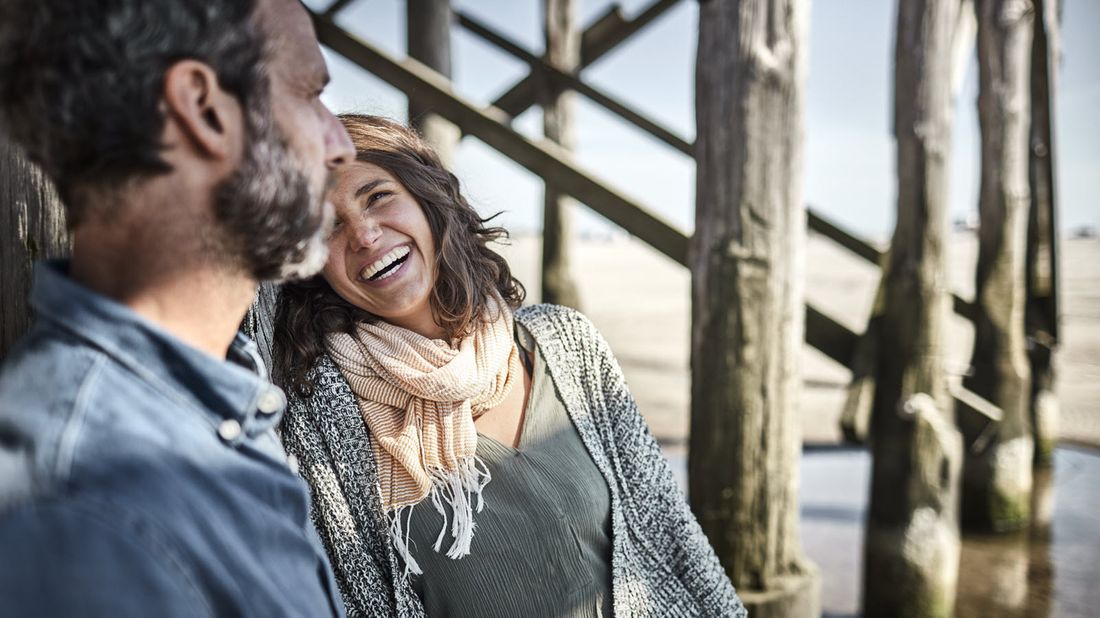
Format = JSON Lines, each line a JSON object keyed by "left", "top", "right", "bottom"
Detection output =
{"left": 324, "top": 110, "right": 354, "bottom": 170}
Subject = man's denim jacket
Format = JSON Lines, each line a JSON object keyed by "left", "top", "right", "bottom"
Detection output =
{"left": 0, "top": 262, "right": 345, "bottom": 617}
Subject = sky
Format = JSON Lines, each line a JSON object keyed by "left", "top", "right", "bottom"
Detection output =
{"left": 307, "top": 0, "right": 1099, "bottom": 242}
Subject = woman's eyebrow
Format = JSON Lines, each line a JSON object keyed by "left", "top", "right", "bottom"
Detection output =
{"left": 355, "top": 179, "right": 390, "bottom": 198}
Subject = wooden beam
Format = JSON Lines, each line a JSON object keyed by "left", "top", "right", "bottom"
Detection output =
{"left": 806, "top": 206, "right": 885, "bottom": 264}
{"left": 311, "top": 8, "right": 862, "bottom": 370}
{"left": 323, "top": 0, "right": 357, "bottom": 18}
{"left": 807, "top": 207, "right": 977, "bottom": 322}
{"left": 491, "top": 0, "right": 683, "bottom": 118}
{"left": 311, "top": 9, "right": 689, "bottom": 266}
{"left": 806, "top": 305, "right": 858, "bottom": 368}
{"left": 540, "top": 0, "right": 584, "bottom": 309}
{"left": 407, "top": 0, "right": 460, "bottom": 166}
{"left": 581, "top": 5, "right": 629, "bottom": 62}
{"left": 455, "top": 10, "right": 693, "bottom": 156}
{"left": 460, "top": 2, "right": 954, "bottom": 316}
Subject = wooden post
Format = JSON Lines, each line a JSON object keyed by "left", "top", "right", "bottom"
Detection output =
{"left": 689, "top": 1, "right": 819, "bottom": 616}
{"left": 862, "top": 3, "right": 966, "bottom": 615}
{"left": 963, "top": 0, "right": 1035, "bottom": 533}
{"left": 1024, "top": 0, "right": 1060, "bottom": 467}
{"left": 539, "top": 0, "right": 582, "bottom": 309}
{"left": 841, "top": 0, "right": 975, "bottom": 445}
{"left": 0, "top": 134, "right": 69, "bottom": 362}
{"left": 407, "top": 0, "right": 460, "bottom": 166}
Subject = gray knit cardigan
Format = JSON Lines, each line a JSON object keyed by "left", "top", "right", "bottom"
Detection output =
{"left": 279, "top": 303, "right": 747, "bottom": 617}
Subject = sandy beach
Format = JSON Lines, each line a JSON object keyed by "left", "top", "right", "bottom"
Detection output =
{"left": 494, "top": 232, "right": 1100, "bottom": 449}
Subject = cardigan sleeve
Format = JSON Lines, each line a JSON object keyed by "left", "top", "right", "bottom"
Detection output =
{"left": 579, "top": 312, "right": 748, "bottom": 616}
{"left": 281, "top": 360, "right": 410, "bottom": 618}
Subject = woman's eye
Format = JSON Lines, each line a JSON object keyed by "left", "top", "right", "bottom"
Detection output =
{"left": 367, "top": 191, "right": 391, "bottom": 205}
{"left": 328, "top": 219, "right": 344, "bottom": 239}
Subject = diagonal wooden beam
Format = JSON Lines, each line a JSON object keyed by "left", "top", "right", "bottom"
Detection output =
{"left": 455, "top": 10, "right": 692, "bottom": 156}
{"left": 322, "top": 0, "right": 358, "bottom": 18}
{"left": 806, "top": 206, "right": 975, "bottom": 321}
{"left": 309, "top": 8, "right": 860, "bottom": 368}
{"left": 492, "top": 0, "right": 684, "bottom": 118}
{"left": 807, "top": 206, "right": 886, "bottom": 264}
{"left": 462, "top": 9, "right": 985, "bottom": 329}
{"left": 312, "top": 9, "right": 687, "bottom": 264}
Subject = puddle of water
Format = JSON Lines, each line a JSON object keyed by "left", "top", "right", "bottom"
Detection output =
{"left": 667, "top": 446, "right": 1100, "bottom": 617}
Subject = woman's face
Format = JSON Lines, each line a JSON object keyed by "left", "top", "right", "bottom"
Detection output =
{"left": 321, "top": 160, "right": 438, "bottom": 335}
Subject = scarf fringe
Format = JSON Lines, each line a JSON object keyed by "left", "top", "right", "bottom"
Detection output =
{"left": 388, "top": 455, "right": 492, "bottom": 576}
{"left": 389, "top": 504, "right": 421, "bottom": 577}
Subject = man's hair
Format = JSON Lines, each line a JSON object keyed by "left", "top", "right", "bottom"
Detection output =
{"left": 0, "top": 0, "right": 265, "bottom": 224}
{"left": 273, "top": 114, "right": 526, "bottom": 395}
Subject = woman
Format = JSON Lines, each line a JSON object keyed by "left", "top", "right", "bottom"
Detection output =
{"left": 273, "top": 114, "right": 745, "bottom": 617}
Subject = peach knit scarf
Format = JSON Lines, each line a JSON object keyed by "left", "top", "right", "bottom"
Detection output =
{"left": 325, "top": 301, "right": 521, "bottom": 574}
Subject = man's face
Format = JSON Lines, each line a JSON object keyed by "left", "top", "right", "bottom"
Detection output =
{"left": 214, "top": 0, "right": 353, "bottom": 282}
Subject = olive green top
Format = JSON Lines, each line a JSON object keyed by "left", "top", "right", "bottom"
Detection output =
{"left": 406, "top": 323, "right": 613, "bottom": 617}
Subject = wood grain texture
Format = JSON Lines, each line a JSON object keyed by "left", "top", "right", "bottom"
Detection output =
{"left": 407, "top": 0, "right": 460, "bottom": 166}
{"left": 0, "top": 136, "right": 70, "bottom": 361}
{"left": 688, "top": 1, "right": 819, "bottom": 614}
{"left": 539, "top": 0, "right": 582, "bottom": 309}
{"left": 863, "top": 0, "right": 966, "bottom": 615}
{"left": 963, "top": 0, "right": 1035, "bottom": 533}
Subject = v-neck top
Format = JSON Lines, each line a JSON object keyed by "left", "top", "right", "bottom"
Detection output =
{"left": 405, "top": 322, "right": 614, "bottom": 617}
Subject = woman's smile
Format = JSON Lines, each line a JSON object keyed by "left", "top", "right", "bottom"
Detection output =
{"left": 358, "top": 243, "right": 412, "bottom": 285}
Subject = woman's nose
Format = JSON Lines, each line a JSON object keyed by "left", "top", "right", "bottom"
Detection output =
{"left": 348, "top": 217, "right": 381, "bottom": 251}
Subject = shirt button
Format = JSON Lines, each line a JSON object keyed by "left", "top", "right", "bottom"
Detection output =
{"left": 287, "top": 454, "right": 300, "bottom": 475}
{"left": 257, "top": 388, "right": 285, "bottom": 415}
{"left": 218, "top": 419, "right": 242, "bottom": 441}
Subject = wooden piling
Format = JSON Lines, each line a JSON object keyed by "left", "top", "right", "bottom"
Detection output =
{"left": 407, "top": 0, "right": 460, "bottom": 166}
{"left": 0, "top": 135, "right": 69, "bottom": 362}
{"left": 963, "top": 0, "right": 1035, "bottom": 533}
{"left": 539, "top": 0, "right": 582, "bottom": 309}
{"left": 689, "top": 1, "right": 819, "bottom": 615}
{"left": 862, "top": 1, "right": 965, "bottom": 615}
{"left": 1024, "top": 0, "right": 1060, "bottom": 468}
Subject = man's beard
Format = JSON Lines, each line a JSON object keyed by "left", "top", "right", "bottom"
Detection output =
{"left": 212, "top": 107, "right": 332, "bottom": 283}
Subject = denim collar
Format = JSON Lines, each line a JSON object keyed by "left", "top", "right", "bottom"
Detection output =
{"left": 30, "top": 261, "right": 284, "bottom": 438}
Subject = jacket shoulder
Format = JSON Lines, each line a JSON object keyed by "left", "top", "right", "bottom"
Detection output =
{"left": 0, "top": 332, "right": 108, "bottom": 509}
{"left": 514, "top": 303, "right": 601, "bottom": 344}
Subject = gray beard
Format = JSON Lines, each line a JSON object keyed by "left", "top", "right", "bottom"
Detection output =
{"left": 213, "top": 107, "right": 332, "bottom": 283}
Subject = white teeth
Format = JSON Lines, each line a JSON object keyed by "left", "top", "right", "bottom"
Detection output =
{"left": 361, "top": 245, "right": 411, "bottom": 280}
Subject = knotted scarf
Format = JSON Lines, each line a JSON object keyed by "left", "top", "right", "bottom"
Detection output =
{"left": 325, "top": 300, "right": 521, "bottom": 574}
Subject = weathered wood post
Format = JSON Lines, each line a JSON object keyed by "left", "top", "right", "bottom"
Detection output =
{"left": 863, "top": 0, "right": 967, "bottom": 613}
{"left": 689, "top": 1, "right": 819, "bottom": 615}
{"left": 963, "top": 0, "right": 1035, "bottom": 532}
{"left": 840, "top": 0, "right": 975, "bottom": 446}
{"left": 407, "top": 0, "right": 460, "bottom": 166}
{"left": 0, "top": 135, "right": 69, "bottom": 362}
{"left": 1024, "top": 0, "right": 1060, "bottom": 468}
{"left": 539, "top": 0, "right": 582, "bottom": 308}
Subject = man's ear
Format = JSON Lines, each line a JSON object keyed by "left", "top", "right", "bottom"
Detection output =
{"left": 162, "top": 60, "right": 243, "bottom": 160}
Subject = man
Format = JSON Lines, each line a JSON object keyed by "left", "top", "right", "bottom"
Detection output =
{"left": 0, "top": 0, "right": 355, "bottom": 614}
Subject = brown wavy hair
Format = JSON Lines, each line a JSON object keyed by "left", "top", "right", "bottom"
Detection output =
{"left": 273, "top": 114, "right": 525, "bottom": 395}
